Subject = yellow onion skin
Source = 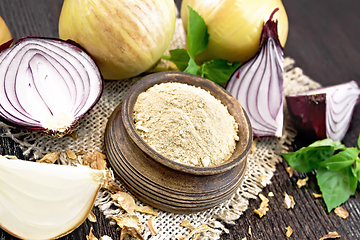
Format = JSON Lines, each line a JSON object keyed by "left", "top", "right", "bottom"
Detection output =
{"left": 59, "top": 0, "right": 176, "bottom": 80}
{"left": 0, "top": 16, "right": 12, "bottom": 45}
{"left": 181, "top": 0, "right": 288, "bottom": 64}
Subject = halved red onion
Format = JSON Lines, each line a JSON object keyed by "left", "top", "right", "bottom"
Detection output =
{"left": 225, "top": 9, "right": 284, "bottom": 138}
{"left": 0, "top": 37, "right": 103, "bottom": 137}
{"left": 286, "top": 80, "right": 360, "bottom": 141}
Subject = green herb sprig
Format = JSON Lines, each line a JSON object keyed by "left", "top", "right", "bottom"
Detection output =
{"left": 282, "top": 136, "right": 360, "bottom": 212}
{"left": 162, "top": 6, "right": 241, "bottom": 87}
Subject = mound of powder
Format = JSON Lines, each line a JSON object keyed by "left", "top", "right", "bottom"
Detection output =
{"left": 133, "top": 82, "right": 239, "bottom": 167}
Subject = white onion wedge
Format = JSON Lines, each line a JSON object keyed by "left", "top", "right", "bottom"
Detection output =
{"left": 0, "top": 155, "right": 105, "bottom": 240}
{"left": 286, "top": 80, "right": 360, "bottom": 141}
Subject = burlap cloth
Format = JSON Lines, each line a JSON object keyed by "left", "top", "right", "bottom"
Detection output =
{"left": 0, "top": 18, "right": 321, "bottom": 240}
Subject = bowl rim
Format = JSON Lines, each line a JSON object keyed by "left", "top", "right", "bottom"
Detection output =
{"left": 121, "top": 71, "right": 253, "bottom": 175}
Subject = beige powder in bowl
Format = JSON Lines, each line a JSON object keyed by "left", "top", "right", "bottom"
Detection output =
{"left": 133, "top": 82, "right": 239, "bottom": 167}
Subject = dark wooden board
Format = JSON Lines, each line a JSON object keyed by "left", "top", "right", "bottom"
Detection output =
{"left": 0, "top": 0, "right": 359, "bottom": 239}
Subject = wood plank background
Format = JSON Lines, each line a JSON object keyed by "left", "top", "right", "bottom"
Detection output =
{"left": 0, "top": 0, "right": 359, "bottom": 239}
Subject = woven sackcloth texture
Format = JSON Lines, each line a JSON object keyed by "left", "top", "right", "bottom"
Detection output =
{"left": 0, "top": 18, "right": 322, "bottom": 240}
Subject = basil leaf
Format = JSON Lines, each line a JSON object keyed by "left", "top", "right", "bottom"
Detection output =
{"left": 282, "top": 146, "right": 338, "bottom": 173}
{"left": 163, "top": 8, "right": 243, "bottom": 87}
{"left": 200, "top": 59, "right": 241, "bottom": 87}
{"left": 358, "top": 133, "right": 360, "bottom": 149}
{"left": 308, "top": 138, "right": 345, "bottom": 150}
{"left": 316, "top": 167, "right": 357, "bottom": 212}
{"left": 352, "top": 159, "right": 360, "bottom": 182}
{"left": 282, "top": 138, "right": 346, "bottom": 173}
{"left": 184, "top": 57, "right": 200, "bottom": 75}
{"left": 319, "top": 147, "right": 358, "bottom": 171}
{"left": 165, "top": 49, "right": 191, "bottom": 71}
{"left": 187, "top": 6, "right": 209, "bottom": 58}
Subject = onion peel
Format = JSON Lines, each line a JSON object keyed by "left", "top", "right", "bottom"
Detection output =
{"left": 181, "top": 0, "right": 288, "bottom": 64}
{"left": 0, "top": 16, "right": 12, "bottom": 45}
{"left": 59, "top": 0, "right": 176, "bottom": 80}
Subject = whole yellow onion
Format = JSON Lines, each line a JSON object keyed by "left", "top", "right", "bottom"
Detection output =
{"left": 0, "top": 16, "right": 12, "bottom": 45}
{"left": 59, "top": 0, "right": 176, "bottom": 80}
{"left": 181, "top": 0, "right": 288, "bottom": 64}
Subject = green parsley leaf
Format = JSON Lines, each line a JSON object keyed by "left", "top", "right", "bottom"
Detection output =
{"left": 186, "top": 6, "right": 209, "bottom": 58}
{"left": 316, "top": 166, "right": 357, "bottom": 212}
{"left": 184, "top": 57, "right": 200, "bottom": 75}
{"left": 163, "top": 49, "right": 191, "bottom": 72}
{"left": 200, "top": 59, "right": 241, "bottom": 87}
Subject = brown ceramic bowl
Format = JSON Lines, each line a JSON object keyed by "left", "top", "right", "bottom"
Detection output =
{"left": 122, "top": 71, "right": 252, "bottom": 175}
{"left": 104, "top": 71, "right": 253, "bottom": 213}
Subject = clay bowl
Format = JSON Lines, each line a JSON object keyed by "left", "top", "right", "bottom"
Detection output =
{"left": 104, "top": 71, "right": 253, "bottom": 213}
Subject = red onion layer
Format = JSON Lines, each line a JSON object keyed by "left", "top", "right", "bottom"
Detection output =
{"left": 225, "top": 9, "right": 284, "bottom": 138}
{"left": 0, "top": 37, "right": 103, "bottom": 137}
{"left": 286, "top": 80, "right": 360, "bottom": 141}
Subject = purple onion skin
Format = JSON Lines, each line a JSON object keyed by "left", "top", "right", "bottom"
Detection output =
{"left": 3, "top": 36, "right": 101, "bottom": 62}
{"left": 286, "top": 81, "right": 360, "bottom": 142}
{"left": 259, "top": 9, "right": 283, "bottom": 50}
{"left": 225, "top": 8, "right": 284, "bottom": 138}
{"left": 0, "top": 39, "right": 14, "bottom": 52}
{"left": 0, "top": 37, "right": 104, "bottom": 137}
{"left": 286, "top": 94, "right": 327, "bottom": 140}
